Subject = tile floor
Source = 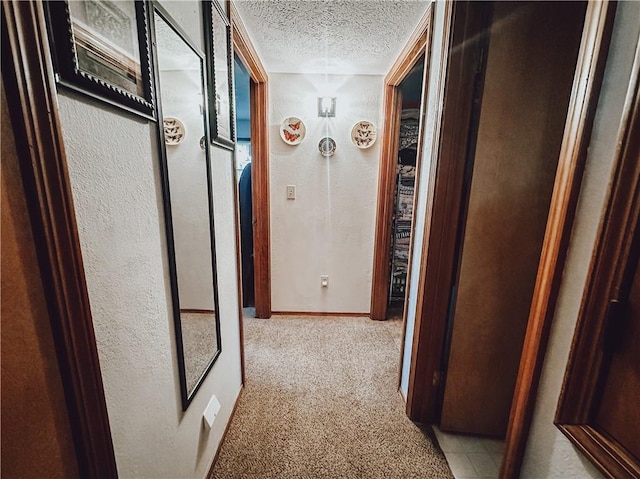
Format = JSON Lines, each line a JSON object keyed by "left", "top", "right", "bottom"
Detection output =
{"left": 433, "top": 427, "right": 505, "bottom": 479}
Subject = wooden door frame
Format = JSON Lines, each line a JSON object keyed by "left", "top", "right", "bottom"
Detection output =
{"left": 405, "top": 0, "right": 493, "bottom": 423}
{"left": 1, "top": 1, "right": 117, "bottom": 477}
{"left": 500, "top": 2, "right": 616, "bottom": 476}
{"left": 230, "top": 1, "right": 271, "bottom": 322}
{"left": 554, "top": 42, "right": 640, "bottom": 478}
{"left": 370, "top": 5, "right": 433, "bottom": 321}
{"left": 399, "top": 0, "right": 615, "bottom": 476}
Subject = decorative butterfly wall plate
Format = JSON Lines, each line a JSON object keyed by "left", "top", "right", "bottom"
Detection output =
{"left": 351, "top": 120, "right": 377, "bottom": 149}
{"left": 164, "top": 117, "right": 186, "bottom": 145}
{"left": 280, "top": 116, "right": 306, "bottom": 145}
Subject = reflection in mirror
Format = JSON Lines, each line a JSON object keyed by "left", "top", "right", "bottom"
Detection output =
{"left": 68, "top": 0, "right": 143, "bottom": 96}
{"left": 153, "top": 6, "right": 221, "bottom": 409}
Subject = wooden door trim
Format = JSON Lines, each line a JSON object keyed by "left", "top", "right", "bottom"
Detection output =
{"left": 370, "top": 5, "right": 433, "bottom": 321}
{"left": 500, "top": 2, "right": 616, "bottom": 477}
{"left": 231, "top": 1, "right": 271, "bottom": 326}
{"left": 1, "top": 1, "right": 117, "bottom": 477}
{"left": 405, "top": 1, "right": 492, "bottom": 423}
{"left": 553, "top": 32, "right": 640, "bottom": 479}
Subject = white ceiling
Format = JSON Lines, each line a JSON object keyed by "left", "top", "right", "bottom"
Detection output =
{"left": 233, "top": 0, "right": 431, "bottom": 76}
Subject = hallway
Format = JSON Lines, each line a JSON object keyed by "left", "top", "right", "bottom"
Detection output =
{"left": 4, "top": 1, "right": 640, "bottom": 478}
{"left": 211, "top": 313, "right": 452, "bottom": 478}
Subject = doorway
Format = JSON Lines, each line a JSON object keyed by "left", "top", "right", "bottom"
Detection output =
{"left": 387, "top": 58, "right": 425, "bottom": 320}
{"left": 370, "top": 6, "right": 433, "bottom": 322}
{"left": 437, "top": 0, "right": 587, "bottom": 438}
{"left": 234, "top": 55, "right": 254, "bottom": 309}
{"left": 230, "top": 2, "right": 271, "bottom": 320}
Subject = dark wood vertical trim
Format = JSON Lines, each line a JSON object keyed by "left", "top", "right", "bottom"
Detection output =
{"left": 370, "top": 5, "right": 432, "bottom": 321}
{"left": 250, "top": 80, "right": 271, "bottom": 319}
{"left": 555, "top": 39, "right": 640, "bottom": 426}
{"left": 405, "top": 1, "right": 491, "bottom": 423}
{"left": 230, "top": 2, "right": 267, "bottom": 83}
{"left": 553, "top": 22, "right": 640, "bottom": 479}
{"left": 206, "top": 387, "right": 244, "bottom": 476}
{"left": 500, "top": 2, "right": 616, "bottom": 477}
{"left": 230, "top": 1, "right": 271, "bottom": 320}
{"left": 371, "top": 85, "right": 402, "bottom": 320}
{"left": 1, "top": 1, "right": 117, "bottom": 477}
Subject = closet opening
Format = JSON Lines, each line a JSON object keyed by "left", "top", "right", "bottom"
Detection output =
{"left": 388, "top": 59, "right": 425, "bottom": 320}
{"left": 370, "top": 7, "right": 432, "bottom": 323}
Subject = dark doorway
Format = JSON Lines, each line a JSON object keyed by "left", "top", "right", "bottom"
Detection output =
{"left": 234, "top": 55, "right": 254, "bottom": 307}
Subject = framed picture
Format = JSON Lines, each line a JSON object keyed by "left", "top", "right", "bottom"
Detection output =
{"left": 45, "top": 0, "right": 155, "bottom": 120}
{"left": 204, "top": 0, "right": 235, "bottom": 150}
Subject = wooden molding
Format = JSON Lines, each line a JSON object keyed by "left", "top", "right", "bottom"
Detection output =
{"left": 1, "top": 1, "right": 117, "bottom": 477}
{"left": 553, "top": 33, "right": 640, "bottom": 479}
{"left": 405, "top": 1, "right": 491, "bottom": 423}
{"left": 271, "top": 311, "right": 369, "bottom": 318}
{"left": 230, "top": 2, "right": 267, "bottom": 83}
{"left": 206, "top": 386, "right": 244, "bottom": 476}
{"left": 557, "top": 425, "right": 640, "bottom": 479}
{"left": 370, "top": 4, "right": 433, "bottom": 321}
{"left": 385, "top": 7, "right": 433, "bottom": 87}
{"left": 370, "top": 84, "right": 402, "bottom": 320}
{"left": 250, "top": 80, "right": 271, "bottom": 319}
{"left": 230, "top": 1, "right": 271, "bottom": 320}
{"left": 500, "top": 3, "right": 617, "bottom": 477}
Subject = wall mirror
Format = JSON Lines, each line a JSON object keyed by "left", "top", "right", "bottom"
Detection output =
{"left": 151, "top": 3, "right": 222, "bottom": 410}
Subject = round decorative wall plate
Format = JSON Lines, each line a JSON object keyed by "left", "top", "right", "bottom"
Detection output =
{"left": 163, "top": 117, "right": 185, "bottom": 145}
{"left": 351, "top": 120, "right": 377, "bottom": 149}
{"left": 279, "top": 116, "right": 306, "bottom": 145}
{"left": 318, "top": 137, "right": 336, "bottom": 157}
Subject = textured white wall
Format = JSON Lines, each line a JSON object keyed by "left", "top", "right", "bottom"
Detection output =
{"left": 57, "top": 1, "right": 242, "bottom": 478}
{"left": 521, "top": 3, "right": 640, "bottom": 478}
{"left": 269, "top": 73, "right": 383, "bottom": 313}
{"left": 401, "top": 0, "right": 446, "bottom": 397}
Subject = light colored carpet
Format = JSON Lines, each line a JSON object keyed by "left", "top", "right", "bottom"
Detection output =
{"left": 211, "top": 314, "right": 453, "bottom": 479}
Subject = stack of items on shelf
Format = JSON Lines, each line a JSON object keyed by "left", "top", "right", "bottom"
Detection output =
{"left": 389, "top": 109, "right": 419, "bottom": 302}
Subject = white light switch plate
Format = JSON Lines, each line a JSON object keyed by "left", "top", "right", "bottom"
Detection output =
{"left": 286, "top": 185, "right": 296, "bottom": 199}
{"left": 203, "top": 395, "right": 221, "bottom": 430}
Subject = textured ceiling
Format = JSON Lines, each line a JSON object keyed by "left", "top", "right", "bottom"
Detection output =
{"left": 234, "top": 0, "right": 430, "bottom": 75}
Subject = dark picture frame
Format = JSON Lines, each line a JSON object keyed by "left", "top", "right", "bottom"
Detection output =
{"left": 204, "top": 0, "right": 235, "bottom": 150}
{"left": 44, "top": 0, "right": 155, "bottom": 121}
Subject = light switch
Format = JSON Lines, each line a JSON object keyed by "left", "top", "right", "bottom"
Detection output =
{"left": 203, "top": 395, "right": 221, "bottom": 430}
{"left": 286, "top": 185, "right": 296, "bottom": 200}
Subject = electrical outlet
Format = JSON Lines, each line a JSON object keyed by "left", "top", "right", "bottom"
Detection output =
{"left": 286, "top": 185, "right": 296, "bottom": 199}
{"left": 321, "top": 275, "right": 329, "bottom": 288}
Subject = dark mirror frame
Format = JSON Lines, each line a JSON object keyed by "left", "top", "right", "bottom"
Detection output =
{"left": 149, "top": 1, "right": 222, "bottom": 411}
{"left": 204, "top": 0, "right": 235, "bottom": 150}
{"left": 44, "top": 0, "right": 156, "bottom": 121}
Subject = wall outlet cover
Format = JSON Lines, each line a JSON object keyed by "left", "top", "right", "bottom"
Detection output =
{"left": 203, "top": 395, "right": 221, "bottom": 430}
